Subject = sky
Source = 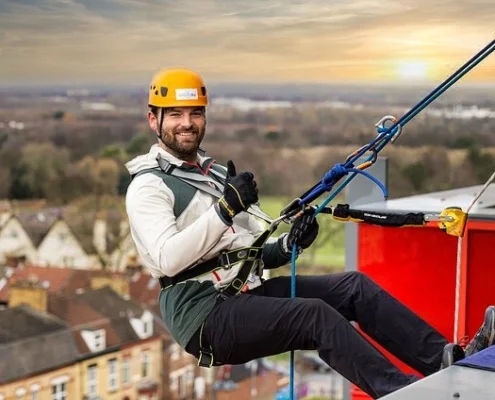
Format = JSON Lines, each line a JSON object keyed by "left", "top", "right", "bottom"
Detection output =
{"left": 0, "top": 0, "right": 494, "bottom": 87}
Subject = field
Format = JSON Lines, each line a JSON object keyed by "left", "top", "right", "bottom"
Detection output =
{"left": 258, "top": 196, "right": 346, "bottom": 269}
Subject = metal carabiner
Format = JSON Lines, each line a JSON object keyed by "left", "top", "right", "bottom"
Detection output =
{"left": 375, "top": 115, "right": 403, "bottom": 143}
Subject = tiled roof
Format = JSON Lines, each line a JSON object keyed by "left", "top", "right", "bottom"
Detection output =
{"left": 0, "top": 265, "right": 161, "bottom": 309}
{"left": 0, "top": 305, "right": 79, "bottom": 384}
{"left": 0, "top": 304, "right": 67, "bottom": 343}
{"left": 0, "top": 265, "right": 74, "bottom": 303}
{"left": 128, "top": 271, "right": 161, "bottom": 307}
{"left": 15, "top": 208, "right": 63, "bottom": 246}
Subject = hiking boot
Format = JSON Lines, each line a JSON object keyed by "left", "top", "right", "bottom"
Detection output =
{"left": 464, "top": 305, "right": 495, "bottom": 357}
{"left": 440, "top": 343, "right": 465, "bottom": 369}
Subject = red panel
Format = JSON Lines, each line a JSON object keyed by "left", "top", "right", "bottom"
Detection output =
{"left": 466, "top": 229, "right": 495, "bottom": 339}
{"left": 358, "top": 224, "right": 459, "bottom": 340}
{"left": 352, "top": 220, "right": 495, "bottom": 400}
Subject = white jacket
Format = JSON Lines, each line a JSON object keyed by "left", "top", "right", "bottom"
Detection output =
{"left": 125, "top": 145, "right": 283, "bottom": 290}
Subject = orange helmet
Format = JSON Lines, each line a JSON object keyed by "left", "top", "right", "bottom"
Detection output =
{"left": 148, "top": 68, "right": 208, "bottom": 108}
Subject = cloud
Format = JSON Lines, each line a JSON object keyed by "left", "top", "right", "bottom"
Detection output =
{"left": 0, "top": 0, "right": 493, "bottom": 85}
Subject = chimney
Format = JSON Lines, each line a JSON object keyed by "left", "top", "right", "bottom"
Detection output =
{"left": 93, "top": 218, "right": 107, "bottom": 255}
{"left": 90, "top": 274, "right": 129, "bottom": 297}
{"left": 9, "top": 276, "right": 48, "bottom": 313}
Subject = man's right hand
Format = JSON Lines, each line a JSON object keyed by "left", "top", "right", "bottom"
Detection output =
{"left": 218, "top": 160, "right": 259, "bottom": 220}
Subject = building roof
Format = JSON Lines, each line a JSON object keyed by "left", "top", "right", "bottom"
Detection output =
{"left": 15, "top": 208, "right": 63, "bottom": 246}
{"left": 50, "top": 286, "right": 168, "bottom": 349}
{"left": 0, "top": 265, "right": 74, "bottom": 303}
{"left": 0, "top": 305, "right": 80, "bottom": 384}
{"left": 128, "top": 271, "right": 160, "bottom": 307}
{"left": 0, "top": 265, "right": 161, "bottom": 308}
{"left": 357, "top": 183, "right": 495, "bottom": 219}
{"left": 0, "top": 304, "right": 67, "bottom": 343}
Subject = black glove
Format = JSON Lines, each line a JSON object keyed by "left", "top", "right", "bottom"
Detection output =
{"left": 217, "top": 160, "right": 259, "bottom": 221}
{"left": 286, "top": 208, "right": 319, "bottom": 250}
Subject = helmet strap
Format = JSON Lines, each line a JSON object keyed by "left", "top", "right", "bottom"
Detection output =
{"left": 156, "top": 108, "right": 165, "bottom": 143}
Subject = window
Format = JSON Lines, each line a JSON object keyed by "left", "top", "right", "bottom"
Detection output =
{"left": 15, "top": 387, "right": 26, "bottom": 400}
{"left": 51, "top": 383, "right": 66, "bottom": 400}
{"left": 177, "top": 374, "right": 186, "bottom": 399}
{"left": 143, "top": 319, "right": 152, "bottom": 337}
{"left": 87, "top": 364, "right": 98, "bottom": 398}
{"left": 30, "top": 384, "right": 40, "bottom": 400}
{"left": 108, "top": 359, "right": 118, "bottom": 392}
{"left": 141, "top": 351, "right": 151, "bottom": 378}
{"left": 122, "top": 358, "right": 131, "bottom": 385}
{"left": 81, "top": 329, "right": 106, "bottom": 353}
{"left": 170, "top": 344, "right": 181, "bottom": 361}
{"left": 58, "top": 232, "right": 68, "bottom": 241}
{"left": 93, "top": 330, "right": 105, "bottom": 351}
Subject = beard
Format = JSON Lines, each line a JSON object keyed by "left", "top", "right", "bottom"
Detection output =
{"left": 159, "top": 125, "right": 205, "bottom": 159}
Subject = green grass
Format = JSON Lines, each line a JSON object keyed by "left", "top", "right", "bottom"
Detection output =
{"left": 258, "top": 196, "right": 346, "bottom": 269}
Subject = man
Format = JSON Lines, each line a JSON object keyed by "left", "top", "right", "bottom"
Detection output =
{"left": 125, "top": 68, "right": 492, "bottom": 399}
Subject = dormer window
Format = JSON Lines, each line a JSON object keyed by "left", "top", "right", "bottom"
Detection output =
{"left": 130, "top": 310, "right": 154, "bottom": 339}
{"left": 81, "top": 329, "right": 106, "bottom": 352}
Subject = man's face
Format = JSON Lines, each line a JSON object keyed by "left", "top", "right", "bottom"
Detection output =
{"left": 149, "top": 107, "right": 206, "bottom": 160}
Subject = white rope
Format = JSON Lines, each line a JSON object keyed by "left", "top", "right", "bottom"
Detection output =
{"left": 454, "top": 171, "right": 495, "bottom": 342}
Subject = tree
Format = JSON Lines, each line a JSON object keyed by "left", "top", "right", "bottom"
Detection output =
{"left": 18, "top": 143, "right": 71, "bottom": 202}
{"left": 126, "top": 134, "right": 151, "bottom": 156}
{"left": 0, "top": 167, "right": 11, "bottom": 198}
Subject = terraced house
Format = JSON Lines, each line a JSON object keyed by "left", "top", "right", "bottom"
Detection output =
{"left": 0, "top": 283, "right": 165, "bottom": 400}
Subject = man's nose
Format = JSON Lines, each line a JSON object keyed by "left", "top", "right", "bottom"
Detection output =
{"left": 180, "top": 114, "right": 193, "bottom": 129}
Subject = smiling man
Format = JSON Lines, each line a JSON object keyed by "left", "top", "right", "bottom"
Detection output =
{"left": 123, "top": 68, "right": 492, "bottom": 399}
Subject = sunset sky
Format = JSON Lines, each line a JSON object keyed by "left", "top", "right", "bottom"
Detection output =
{"left": 0, "top": 0, "right": 494, "bottom": 87}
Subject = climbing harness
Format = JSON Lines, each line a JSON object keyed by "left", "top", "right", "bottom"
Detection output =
{"left": 279, "top": 38, "right": 494, "bottom": 400}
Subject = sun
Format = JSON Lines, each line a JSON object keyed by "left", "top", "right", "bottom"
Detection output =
{"left": 396, "top": 61, "right": 429, "bottom": 81}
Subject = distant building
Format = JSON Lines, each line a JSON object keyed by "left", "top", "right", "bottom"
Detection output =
{"left": 0, "top": 284, "right": 165, "bottom": 400}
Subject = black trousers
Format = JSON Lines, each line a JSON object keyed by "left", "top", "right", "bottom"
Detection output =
{"left": 186, "top": 271, "right": 448, "bottom": 399}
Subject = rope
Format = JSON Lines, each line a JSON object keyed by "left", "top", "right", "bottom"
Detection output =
{"left": 286, "top": 38, "right": 494, "bottom": 400}
{"left": 453, "top": 172, "right": 495, "bottom": 342}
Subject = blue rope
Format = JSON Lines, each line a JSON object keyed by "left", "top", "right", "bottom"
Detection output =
{"left": 289, "top": 244, "right": 298, "bottom": 400}
{"left": 287, "top": 37, "right": 494, "bottom": 400}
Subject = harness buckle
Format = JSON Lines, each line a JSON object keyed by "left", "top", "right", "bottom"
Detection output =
{"left": 218, "top": 252, "right": 232, "bottom": 269}
{"left": 198, "top": 347, "right": 214, "bottom": 368}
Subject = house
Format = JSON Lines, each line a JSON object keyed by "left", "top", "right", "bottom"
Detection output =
{"left": 0, "top": 304, "right": 81, "bottom": 399}
{"left": 213, "top": 361, "right": 285, "bottom": 400}
{"left": 0, "top": 265, "right": 208, "bottom": 400}
{"left": 0, "top": 282, "right": 166, "bottom": 400}
{"left": 0, "top": 205, "right": 141, "bottom": 271}
{"left": 0, "top": 208, "right": 101, "bottom": 269}
{"left": 0, "top": 213, "right": 37, "bottom": 265}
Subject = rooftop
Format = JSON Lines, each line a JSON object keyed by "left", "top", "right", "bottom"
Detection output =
{"left": 358, "top": 183, "right": 495, "bottom": 219}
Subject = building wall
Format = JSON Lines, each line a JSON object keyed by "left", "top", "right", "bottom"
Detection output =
{"left": 0, "top": 218, "right": 37, "bottom": 264}
{"left": 0, "top": 337, "right": 164, "bottom": 400}
{"left": 36, "top": 221, "right": 96, "bottom": 269}
{"left": 0, "top": 364, "right": 78, "bottom": 400}
{"left": 215, "top": 370, "right": 280, "bottom": 400}
{"left": 75, "top": 337, "right": 163, "bottom": 399}
{"left": 109, "top": 232, "right": 139, "bottom": 272}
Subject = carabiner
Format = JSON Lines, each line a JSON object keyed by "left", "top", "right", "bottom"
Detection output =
{"left": 375, "top": 115, "right": 403, "bottom": 143}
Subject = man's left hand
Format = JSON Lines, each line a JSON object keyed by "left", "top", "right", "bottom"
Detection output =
{"left": 286, "top": 208, "right": 319, "bottom": 250}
